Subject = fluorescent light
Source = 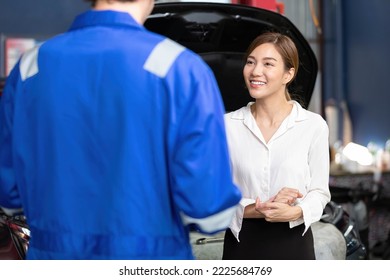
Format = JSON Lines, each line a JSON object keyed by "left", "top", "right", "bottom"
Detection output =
{"left": 342, "top": 142, "right": 373, "bottom": 166}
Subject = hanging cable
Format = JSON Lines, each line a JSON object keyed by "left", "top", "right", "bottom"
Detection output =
{"left": 309, "top": 0, "right": 322, "bottom": 35}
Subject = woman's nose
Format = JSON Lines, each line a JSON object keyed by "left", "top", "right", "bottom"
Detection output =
{"left": 251, "top": 64, "right": 263, "bottom": 76}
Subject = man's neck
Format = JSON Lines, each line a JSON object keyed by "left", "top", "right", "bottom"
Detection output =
{"left": 93, "top": 1, "right": 154, "bottom": 24}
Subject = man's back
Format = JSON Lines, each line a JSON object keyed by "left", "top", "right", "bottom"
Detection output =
{"left": 0, "top": 9, "right": 241, "bottom": 259}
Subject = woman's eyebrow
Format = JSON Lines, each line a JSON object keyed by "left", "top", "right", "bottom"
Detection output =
{"left": 262, "top": 57, "right": 277, "bottom": 62}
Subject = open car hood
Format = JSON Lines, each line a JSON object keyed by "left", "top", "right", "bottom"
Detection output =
{"left": 145, "top": 2, "right": 317, "bottom": 111}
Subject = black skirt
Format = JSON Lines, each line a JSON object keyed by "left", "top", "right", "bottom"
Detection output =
{"left": 222, "top": 218, "right": 315, "bottom": 260}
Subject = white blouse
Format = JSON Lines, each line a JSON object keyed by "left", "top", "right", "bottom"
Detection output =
{"left": 224, "top": 101, "right": 331, "bottom": 241}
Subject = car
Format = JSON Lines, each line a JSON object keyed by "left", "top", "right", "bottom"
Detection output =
{"left": 0, "top": 209, "right": 29, "bottom": 260}
{"left": 145, "top": 1, "right": 317, "bottom": 112}
{"left": 145, "top": 1, "right": 367, "bottom": 260}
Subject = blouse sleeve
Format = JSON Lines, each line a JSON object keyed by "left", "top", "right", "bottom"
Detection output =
{"left": 290, "top": 117, "right": 331, "bottom": 234}
{"left": 228, "top": 197, "right": 255, "bottom": 241}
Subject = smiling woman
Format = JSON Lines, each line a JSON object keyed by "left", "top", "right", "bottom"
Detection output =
{"left": 222, "top": 32, "right": 330, "bottom": 260}
{"left": 243, "top": 32, "right": 299, "bottom": 103}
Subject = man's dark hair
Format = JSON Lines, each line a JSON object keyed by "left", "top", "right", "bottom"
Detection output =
{"left": 84, "top": 0, "right": 136, "bottom": 7}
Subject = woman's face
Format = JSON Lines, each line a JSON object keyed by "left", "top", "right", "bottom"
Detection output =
{"left": 243, "top": 43, "right": 293, "bottom": 100}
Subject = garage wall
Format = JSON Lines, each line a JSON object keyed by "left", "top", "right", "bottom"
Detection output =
{"left": 0, "top": 0, "right": 89, "bottom": 38}
{"left": 0, "top": 0, "right": 90, "bottom": 76}
{"left": 322, "top": 0, "right": 390, "bottom": 148}
{"left": 344, "top": 0, "right": 390, "bottom": 147}
{"left": 277, "top": 0, "right": 322, "bottom": 115}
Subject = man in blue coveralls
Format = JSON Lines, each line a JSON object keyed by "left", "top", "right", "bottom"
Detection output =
{"left": 0, "top": 0, "right": 241, "bottom": 259}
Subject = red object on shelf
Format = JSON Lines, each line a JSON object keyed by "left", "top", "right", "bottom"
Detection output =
{"left": 231, "top": 0, "right": 285, "bottom": 14}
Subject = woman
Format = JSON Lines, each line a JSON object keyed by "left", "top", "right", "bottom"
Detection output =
{"left": 222, "top": 32, "right": 331, "bottom": 260}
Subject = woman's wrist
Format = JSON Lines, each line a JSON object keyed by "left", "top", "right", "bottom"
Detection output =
{"left": 244, "top": 203, "right": 264, "bottom": 218}
{"left": 291, "top": 205, "right": 303, "bottom": 220}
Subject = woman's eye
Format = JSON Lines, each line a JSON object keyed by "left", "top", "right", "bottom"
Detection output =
{"left": 246, "top": 60, "right": 254, "bottom": 65}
